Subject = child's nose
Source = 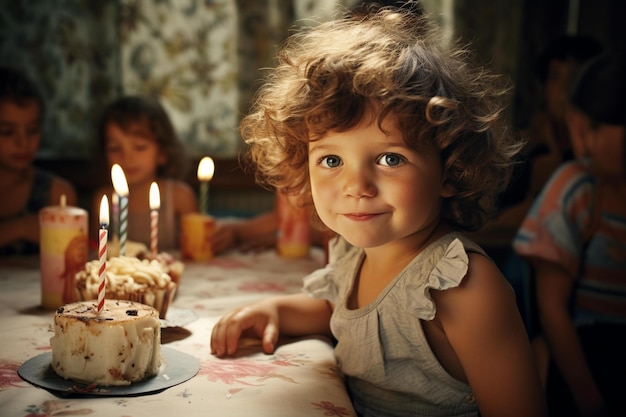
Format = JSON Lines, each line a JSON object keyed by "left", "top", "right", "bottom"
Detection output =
{"left": 14, "top": 129, "right": 31, "bottom": 148}
{"left": 341, "top": 166, "right": 377, "bottom": 198}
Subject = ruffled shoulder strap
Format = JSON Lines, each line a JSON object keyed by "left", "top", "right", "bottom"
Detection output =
{"left": 406, "top": 232, "right": 486, "bottom": 320}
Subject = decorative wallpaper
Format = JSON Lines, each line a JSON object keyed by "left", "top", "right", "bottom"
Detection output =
{"left": 119, "top": 0, "right": 240, "bottom": 157}
{"left": 0, "top": 0, "right": 358, "bottom": 159}
{"left": 0, "top": 0, "right": 520, "bottom": 159}
{"left": 0, "top": 1, "right": 120, "bottom": 158}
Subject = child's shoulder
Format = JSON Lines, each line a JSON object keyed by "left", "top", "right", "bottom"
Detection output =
{"left": 166, "top": 179, "right": 197, "bottom": 211}
{"left": 169, "top": 179, "right": 195, "bottom": 196}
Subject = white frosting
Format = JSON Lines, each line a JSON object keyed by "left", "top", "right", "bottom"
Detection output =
{"left": 50, "top": 300, "right": 161, "bottom": 386}
{"left": 75, "top": 256, "right": 177, "bottom": 318}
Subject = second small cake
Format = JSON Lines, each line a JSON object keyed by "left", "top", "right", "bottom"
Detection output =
{"left": 75, "top": 256, "right": 177, "bottom": 318}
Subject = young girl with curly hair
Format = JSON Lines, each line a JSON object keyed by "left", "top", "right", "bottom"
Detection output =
{"left": 211, "top": 6, "right": 547, "bottom": 417}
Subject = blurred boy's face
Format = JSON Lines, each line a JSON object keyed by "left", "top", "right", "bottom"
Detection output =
{"left": 545, "top": 58, "right": 581, "bottom": 122}
{"left": 105, "top": 121, "right": 165, "bottom": 187}
{"left": 0, "top": 99, "right": 41, "bottom": 172}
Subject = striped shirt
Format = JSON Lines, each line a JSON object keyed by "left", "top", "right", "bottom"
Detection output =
{"left": 513, "top": 160, "right": 626, "bottom": 323}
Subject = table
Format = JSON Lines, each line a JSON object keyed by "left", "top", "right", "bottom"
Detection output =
{"left": 0, "top": 249, "right": 356, "bottom": 417}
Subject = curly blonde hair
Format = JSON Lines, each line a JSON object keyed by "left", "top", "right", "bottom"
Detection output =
{"left": 241, "top": 6, "right": 520, "bottom": 232}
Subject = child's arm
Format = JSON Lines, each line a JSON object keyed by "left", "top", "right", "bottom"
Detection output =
{"left": 212, "top": 211, "right": 278, "bottom": 255}
{"left": 433, "top": 253, "right": 547, "bottom": 417}
{"left": 49, "top": 177, "right": 78, "bottom": 207}
{"left": 533, "top": 258, "right": 606, "bottom": 415}
{"left": 172, "top": 180, "right": 198, "bottom": 216}
{"left": 0, "top": 177, "right": 78, "bottom": 249}
{"left": 210, "top": 293, "right": 333, "bottom": 357}
{"left": 0, "top": 214, "right": 40, "bottom": 247}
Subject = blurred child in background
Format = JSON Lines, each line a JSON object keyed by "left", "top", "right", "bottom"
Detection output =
{"left": 91, "top": 95, "right": 197, "bottom": 251}
{"left": 514, "top": 49, "right": 626, "bottom": 417}
{"left": 0, "top": 66, "right": 77, "bottom": 256}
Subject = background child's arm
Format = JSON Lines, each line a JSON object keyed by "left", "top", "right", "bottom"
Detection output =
{"left": 533, "top": 258, "right": 606, "bottom": 415}
{"left": 0, "top": 177, "right": 77, "bottom": 249}
{"left": 0, "top": 214, "right": 40, "bottom": 247}
{"left": 172, "top": 180, "right": 198, "bottom": 215}
{"left": 210, "top": 292, "right": 333, "bottom": 357}
{"left": 49, "top": 177, "right": 77, "bottom": 207}
{"left": 434, "top": 253, "right": 547, "bottom": 417}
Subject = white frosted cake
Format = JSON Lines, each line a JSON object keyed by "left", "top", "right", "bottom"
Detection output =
{"left": 50, "top": 300, "right": 161, "bottom": 386}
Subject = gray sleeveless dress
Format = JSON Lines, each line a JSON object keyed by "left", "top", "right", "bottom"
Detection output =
{"left": 303, "top": 233, "right": 485, "bottom": 417}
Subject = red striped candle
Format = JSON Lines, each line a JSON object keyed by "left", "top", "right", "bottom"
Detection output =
{"left": 98, "top": 195, "right": 109, "bottom": 313}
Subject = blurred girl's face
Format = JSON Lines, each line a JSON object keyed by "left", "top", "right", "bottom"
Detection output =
{"left": 545, "top": 58, "right": 581, "bottom": 122}
{"left": 589, "top": 124, "right": 625, "bottom": 181}
{"left": 0, "top": 99, "right": 41, "bottom": 172}
{"left": 105, "top": 121, "right": 165, "bottom": 187}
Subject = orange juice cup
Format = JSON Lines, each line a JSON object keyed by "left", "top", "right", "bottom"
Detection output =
{"left": 180, "top": 213, "right": 216, "bottom": 261}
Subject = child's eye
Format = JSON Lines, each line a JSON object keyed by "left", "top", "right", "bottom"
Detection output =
{"left": 377, "top": 153, "right": 405, "bottom": 167}
{"left": 320, "top": 155, "right": 342, "bottom": 168}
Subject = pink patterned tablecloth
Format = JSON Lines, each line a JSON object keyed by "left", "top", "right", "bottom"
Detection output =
{"left": 0, "top": 249, "right": 356, "bottom": 417}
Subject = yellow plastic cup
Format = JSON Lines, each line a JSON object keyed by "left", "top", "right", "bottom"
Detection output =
{"left": 180, "top": 213, "right": 216, "bottom": 261}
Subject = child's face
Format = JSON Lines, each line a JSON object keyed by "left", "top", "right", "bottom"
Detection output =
{"left": 105, "top": 121, "right": 164, "bottom": 187}
{"left": 545, "top": 57, "right": 581, "bottom": 121}
{"left": 308, "top": 116, "right": 454, "bottom": 249}
{"left": 0, "top": 99, "right": 41, "bottom": 172}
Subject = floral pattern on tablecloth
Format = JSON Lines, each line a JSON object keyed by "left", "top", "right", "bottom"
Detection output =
{"left": 0, "top": 249, "right": 357, "bottom": 417}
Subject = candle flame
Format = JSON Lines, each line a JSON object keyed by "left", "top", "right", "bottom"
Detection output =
{"left": 149, "top": 182, "right": 161, "bottom": 210}
{"left": 111, "top": 164, "right": 129, "bottom": 197}
{"left": 197, "top": 156, "right": 215, "bottom": 181}
{"left": 99, "top": 195, "right": 110, "bottom": 226}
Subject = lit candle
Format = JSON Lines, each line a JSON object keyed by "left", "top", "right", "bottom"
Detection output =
{"left": 111, "top": 192, "right": 119, "bottom": 240}
{"left": 149, "top": 182, "right": 160, "bottom": 256}
{"left": 111, "top": 164, "right": 129, "bottom": 256}
{"left": 197, "top": 156, "right": 215, "bottom": 214}
{"left": 98, "top": 195, "right": 109, "bottom": 313}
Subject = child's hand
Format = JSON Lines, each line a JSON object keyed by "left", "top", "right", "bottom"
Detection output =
{"left": 210, "top": 299, "right": 280, "bottom": 357}
{"left": 210, "top": 223, "right": 237, "bottom": 255}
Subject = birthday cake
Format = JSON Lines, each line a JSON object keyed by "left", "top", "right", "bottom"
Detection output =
{"left": 75, "top": 256, "right": 177, "bottom": 318}
{"left": 107, "top": 237, "right": 184, "bottom": 285}
{"left": 50, "top": 300, "right": 161, "bottom": 386}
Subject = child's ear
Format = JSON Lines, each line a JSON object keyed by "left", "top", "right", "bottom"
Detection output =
{"left": 441, "top": 181, "right": 456, "bottom": 198}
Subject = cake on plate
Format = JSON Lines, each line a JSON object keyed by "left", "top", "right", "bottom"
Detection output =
{"left": 50, "top": 300, "right": 161, "bottom": 386}
{"left": 75, "top": 256, "right": 177, "bottom": 318}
